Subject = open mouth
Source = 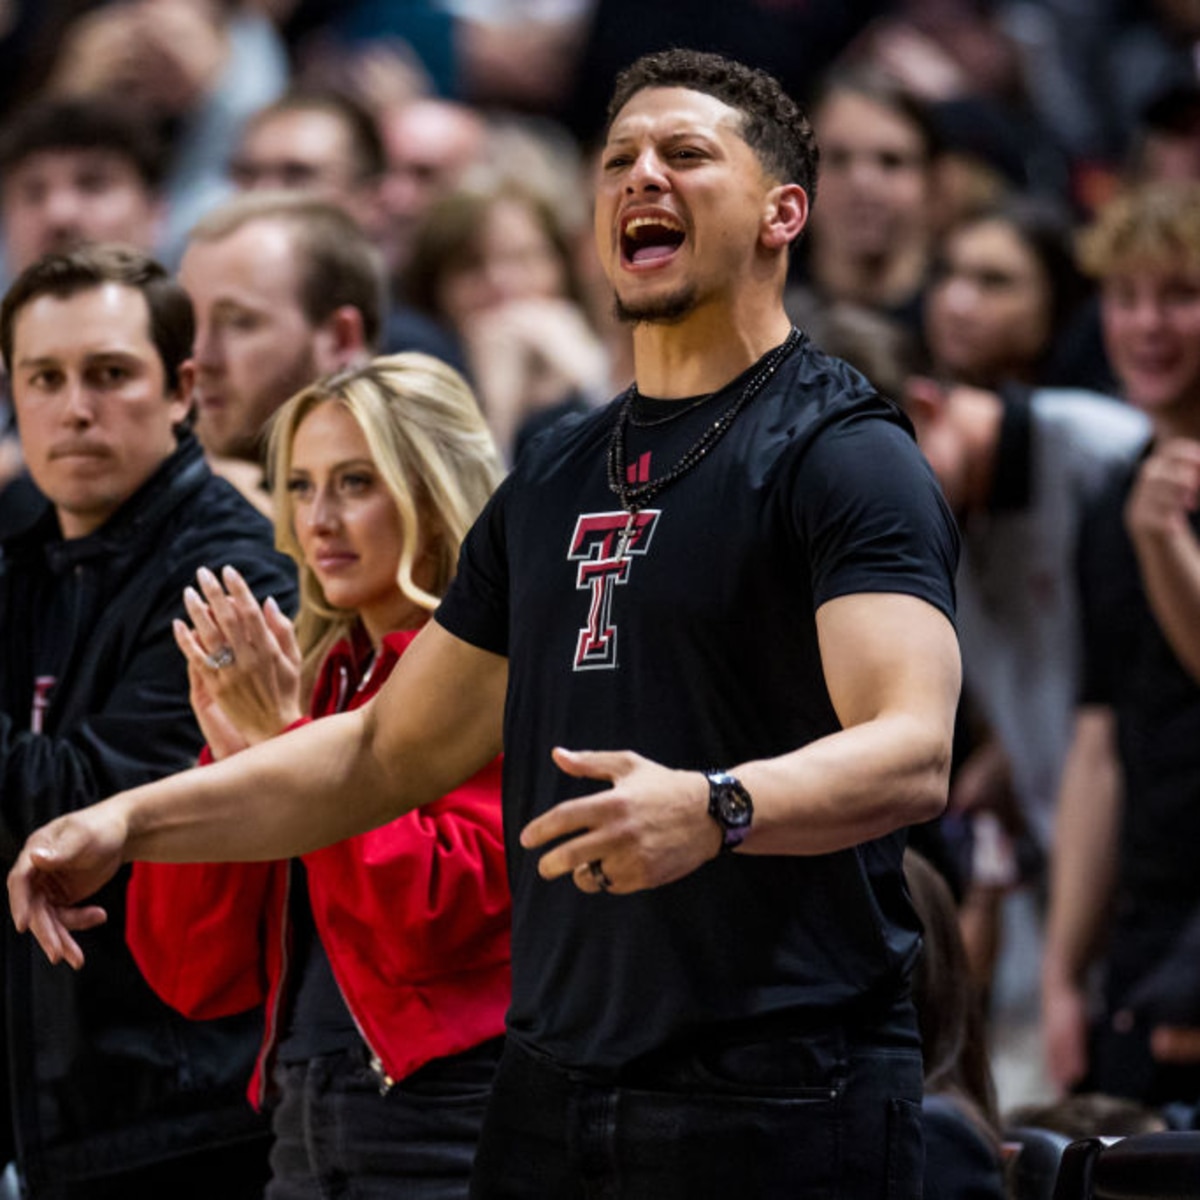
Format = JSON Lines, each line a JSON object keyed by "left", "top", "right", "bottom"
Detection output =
{"left": 621, "top": 214, "right": 685, "bottom": 266}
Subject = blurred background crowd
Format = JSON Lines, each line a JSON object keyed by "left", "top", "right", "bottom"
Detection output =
{"left": 2, "top": 0, "right": 1198, "bottom": 476}
{"left": 3, "top": 0, "right": 1200, "bottom": 1196}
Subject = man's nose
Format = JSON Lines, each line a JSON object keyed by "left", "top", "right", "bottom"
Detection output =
{"left": 42, "top": 187, "right": 83, "bottom": 234}
{"left": 61, "top": 379, "right": 95, "bottom": 427}
{"left": 191, "top": 323, "right": 222, "bottom": 369}
{"left": 625, "top": 148, "right": 669, "bottom": 193}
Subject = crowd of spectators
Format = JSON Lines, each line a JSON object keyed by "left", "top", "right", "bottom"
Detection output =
{"left": 3, "top": 0, "right": 1200, "bottom": 1196}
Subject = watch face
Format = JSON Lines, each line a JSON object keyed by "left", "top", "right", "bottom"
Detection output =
{"left": 719, "top": 787, "right": 753, "bottom": 827}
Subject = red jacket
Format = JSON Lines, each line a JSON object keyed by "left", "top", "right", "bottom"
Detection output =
{"left": 126, "top": 627, "right": 511, "bottom": 1108}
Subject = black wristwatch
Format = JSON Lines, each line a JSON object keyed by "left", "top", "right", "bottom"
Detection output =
{"left": 704, "top": 770, "right": 753, "bottom": 853}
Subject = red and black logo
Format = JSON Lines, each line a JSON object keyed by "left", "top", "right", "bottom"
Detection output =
{"left": 567, "top": 509, "right": 660, "bottom": 670}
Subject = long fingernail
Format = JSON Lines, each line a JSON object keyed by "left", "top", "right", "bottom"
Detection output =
{"left": 184, "top": 586, "right": 201, "bottom": 605}
{"left": 222, "top": 564, "right": 242, "bottom": 584}
{"left": 197, "top": 566, "right": 217, "bottom": 587}
{"left": 265, "top": 595, "right": 279, "bottom": 614}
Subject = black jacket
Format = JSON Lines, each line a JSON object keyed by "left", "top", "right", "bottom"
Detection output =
{"left": 0, "top": 435, "right": 297, "bottom": 1190}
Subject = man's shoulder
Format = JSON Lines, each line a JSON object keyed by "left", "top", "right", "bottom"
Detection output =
{"left": 768, "top": 335, "right": 912, "bottom": 441}
{"left": 163, "top": 466, "right": 264, "bottom": 539}
{"left": 158, "top": 469, "right": 294, "bottom": 590}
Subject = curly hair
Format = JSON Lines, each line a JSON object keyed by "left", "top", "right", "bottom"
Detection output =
{"left": 606, "top": 49, "right": 818, "bottom": 203}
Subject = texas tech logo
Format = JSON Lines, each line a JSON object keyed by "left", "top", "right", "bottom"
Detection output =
{"left": 567, "top": 509, "right": 660, "bottom": 670}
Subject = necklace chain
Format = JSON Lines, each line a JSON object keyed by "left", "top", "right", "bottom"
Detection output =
{"left": 626, "top": 389, "right": 716, "bottom": 428}
{"left": 606, "top": 327, "right": 802, "bottom": 513}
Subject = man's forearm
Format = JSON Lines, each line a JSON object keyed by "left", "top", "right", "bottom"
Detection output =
{"left": 119, "top": 707, "right": 411, "bottom": 864}
{"left": 734, "top": 710, "right": 952, "bottom": 857}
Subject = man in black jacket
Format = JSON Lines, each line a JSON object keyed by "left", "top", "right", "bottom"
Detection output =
{"left": 0, "top": 246, "right": 296, "bottom": 1198}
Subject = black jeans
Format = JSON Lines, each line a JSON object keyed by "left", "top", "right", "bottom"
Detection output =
{"left": 470, "top": 1002, "right": 924, "bottom": 1200}
{"left": 266, "top": 1038, "right": 502, "bottom": 1200}
{"left": 23, "top": 1135, "right": 273, "bottom": 1200}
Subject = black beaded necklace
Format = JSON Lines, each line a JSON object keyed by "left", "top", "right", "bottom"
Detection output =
{"left": 606, "top": 327, "right": 802, "bottom": 513}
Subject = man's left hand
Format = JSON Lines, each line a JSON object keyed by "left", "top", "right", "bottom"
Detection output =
{"left": 520, "top": 749, "right": 721, "bottom": 895}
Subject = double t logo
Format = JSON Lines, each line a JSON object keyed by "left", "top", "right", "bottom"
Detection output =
{"left": 567, "top": 510, "right": 660, "bottom": 670}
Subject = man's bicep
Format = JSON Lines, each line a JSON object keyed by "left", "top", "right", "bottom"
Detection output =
{"left": 815, "top": 592, "right": 961, "bottom": 734}
{"left": 367, "top": 620, "right": 507, "bottom": 804}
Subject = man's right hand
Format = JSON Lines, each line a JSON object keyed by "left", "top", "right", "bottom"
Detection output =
{"left": 7, "top": 803, "right": 128, "bottom": 969}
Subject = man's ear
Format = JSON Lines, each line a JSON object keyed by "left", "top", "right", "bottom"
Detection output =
{"left": 762, "top": 184, "right": 809, "bottom": 250}
{"left": 315, "top": 306, "right": 369, "bottom": 371}
{"left": 171, "top": 359, "right": 197, "bottom": 431}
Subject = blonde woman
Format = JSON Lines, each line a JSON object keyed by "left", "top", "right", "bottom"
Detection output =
{"left": 126, "top": 354, "right": 510, "bottom": 1199}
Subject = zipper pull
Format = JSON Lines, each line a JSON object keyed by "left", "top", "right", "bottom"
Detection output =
{"left": 368, "top": 1050, "right": 395, "bottom": 1096}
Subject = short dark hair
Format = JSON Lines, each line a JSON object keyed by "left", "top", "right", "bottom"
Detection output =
{"left": 0, "top": 97, "right": 165, "bottom": 191}
{"left": 606, "top": 49, "right": 819, "bottom": 204}
{"left": 244, "top": 90, "right": 387, "bottom": 181}
{"left": 189, "top": 193, "right": 385, "bottom": 349}
{"left": 1, "top": 245, "right": 194, "bottom": 393}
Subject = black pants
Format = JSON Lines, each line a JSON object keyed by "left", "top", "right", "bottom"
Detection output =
{"left": 471, "top": 1001, "right": 925, "bottom": 1200}
{"left": 267, "top": 1038, "right": 502, "bottom": 1200}
{"left": 23, "top": 1135, "right": 273, "bottom": 1200}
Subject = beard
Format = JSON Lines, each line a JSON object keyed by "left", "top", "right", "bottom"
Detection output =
{"left": 612, "top": 282, "right": 698, "bottom": 325}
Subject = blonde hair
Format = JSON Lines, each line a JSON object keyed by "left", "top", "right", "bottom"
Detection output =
{"left": 1078, "top": 181, "right": 1200, "bottom": 279}
{"left": 268, "top": 352, "right": 503, "bottom": 692}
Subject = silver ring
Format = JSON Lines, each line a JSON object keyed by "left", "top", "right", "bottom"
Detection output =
{"left": 588, "top": 860, "right": 613, "bottom": 891}
{"left": 203, "top": 644, "right": 236, "bottom": 670}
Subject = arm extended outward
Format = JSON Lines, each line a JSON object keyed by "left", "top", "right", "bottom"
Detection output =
{"left": 8, "top": 620, "right": 507, "bottom": 967}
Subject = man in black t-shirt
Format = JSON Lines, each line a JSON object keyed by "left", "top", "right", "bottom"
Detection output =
{"left": 10, "top": 51, "right": 962, "bottom": 1198}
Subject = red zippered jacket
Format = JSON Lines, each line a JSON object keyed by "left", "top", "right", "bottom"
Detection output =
{"left": 126, "top": 626, "right": 511, "bottom": 1108}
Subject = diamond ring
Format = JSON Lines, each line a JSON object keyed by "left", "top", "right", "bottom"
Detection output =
{"left": 204, "top": 644, "right": 236, "bottom": 670}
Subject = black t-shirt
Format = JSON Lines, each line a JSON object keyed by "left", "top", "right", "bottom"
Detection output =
{"left": 1079, "top": 461, "right": 1200, "bottom": 939}
{"left": 436, "top": 333, "right": 959, "bottom": 1071}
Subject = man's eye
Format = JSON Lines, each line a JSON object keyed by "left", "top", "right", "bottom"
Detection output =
{"left": 78, "top": 175, "right": 106, "bottom": 194}
{"left": 91, "top": 365, "right": 129, "bottom": 386}
{"left": 218, "top": 311, "right": 259, "bottom": 332}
